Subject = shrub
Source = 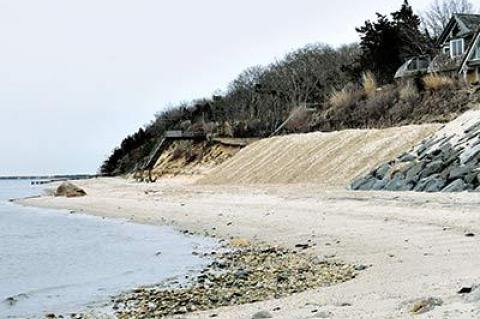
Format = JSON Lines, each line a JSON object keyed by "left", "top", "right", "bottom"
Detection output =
{"left": 329, "top": 84, "right": 362, "bottom": 110}
{"left": 220, "top": 121, "right": 234, "bottom": 137}
{"left": 399, "top": 80, "right": 419, "bottom": 102}
{"left": 423, "top": 74, "right": 455, "bottom": 91}
{"left": 285, "top": 106, "right": 314, "bottom": 133}
{"left": 171, "top": 141, "right": 193, "bottom": 160}
{"left": 363, "top": 87, "right": 398, "bottom": 124}
{"left": 362, "top": 71, "right": 377, "bottom": 95}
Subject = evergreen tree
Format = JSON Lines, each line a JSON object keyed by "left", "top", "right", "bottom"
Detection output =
{"left": 393, "top": 0, "right": 433, "bottom": 59}
{"left": 356, "top": 1, "right": 431, "bottom": 83}
{"left": 356, "top": 14, "right": 401, "bottom": 84}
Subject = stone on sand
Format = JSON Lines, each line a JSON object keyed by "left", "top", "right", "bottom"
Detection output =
{"left": 252, "top": 311, "right": 273, "bottom": 319}
{"left": 54, "top": 182, "right": 87, "bottom": 198}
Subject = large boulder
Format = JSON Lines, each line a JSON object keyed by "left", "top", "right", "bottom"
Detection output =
{"left": 405, "top": 162, "right": 424, "bottom": 183}
{"left": 374, "top": 163, "right": 392, "bottom": 179}
{"left": 398, "top": 153, "right": 417, "bottom": 163}
{"left": 448, "top": 165, "right": 473, "bottom": 180}
{"left": 350, "top": 175, "right": 376, "bottom": 191}
{"left": 414, "top": 175, "right": 446, "bottom": 192}
{"left": 420, "top": 160, "right": 444, "bottom": 179}
{"left": 371, "top": 179, "right": 388, "bottom": 191}
{"left": 441, "top": 179, "right": 467, "bottom": 193}
{"left": 54, "top": 182, "right": 87, "bottom": 198}
{"left": 385, "top": 174, "right": 406, "bottom": 191}
{"left": 460, "top": 144, "right": 480, "bottom": 164}
{"left": 350, "top": 112, "right": 480, "bottom": 193}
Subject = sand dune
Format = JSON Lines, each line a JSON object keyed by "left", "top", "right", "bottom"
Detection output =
{"left": 199, "top": 125, "right": 441, "bottom": 187}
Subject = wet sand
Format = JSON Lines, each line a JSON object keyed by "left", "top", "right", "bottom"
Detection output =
{"left": 21, "top": 177, "right": 480, "bottom": 318}
{"left": 1, "top": 180, "right": 217, "bottom": 318}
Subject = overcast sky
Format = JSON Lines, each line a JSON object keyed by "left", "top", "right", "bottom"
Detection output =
{"left": 0, "top": 0, "right": 432, "bottom": 176}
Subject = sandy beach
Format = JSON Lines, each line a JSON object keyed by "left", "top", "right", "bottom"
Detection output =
{"left": 20, "top": 177, "right": 480, "bottom": 318}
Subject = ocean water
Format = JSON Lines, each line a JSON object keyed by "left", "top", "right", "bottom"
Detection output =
{"left": 0, "top": 180, "right": 217, "bottom": 318}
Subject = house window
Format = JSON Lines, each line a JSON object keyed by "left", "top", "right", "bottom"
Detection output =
{"left": 473, "top": 43, "right": 480, "bottom": 60}
{"left": 450, "top": 39, "right": 464, "bottom": 58}
{"left": 418, "top": 57, "right": 430, "bottom": 69}
{"left": 407, "top": 59, "right": 417, "bottom": 71}
{"left": 406, "top": 57, "right": 429, "bottom": 71}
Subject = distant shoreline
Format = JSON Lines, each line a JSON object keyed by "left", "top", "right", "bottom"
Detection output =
{"left": 0, "top": 174, "right": 101, "bottom": 181}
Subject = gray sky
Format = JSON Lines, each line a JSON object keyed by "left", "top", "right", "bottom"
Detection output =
{"left": 0, "top": 0, "right": 432, "bottom": 175}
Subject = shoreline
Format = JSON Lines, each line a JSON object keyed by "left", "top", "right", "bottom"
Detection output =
{"left": 3, "top": 189, "right": 220, "bottom": 319}
{"left": 20, "top": 177, "right": 480, "bottom": 318}
{"left": 13, "top": 185, "right": 358, "bottom": 319}
{"left": 16, "top": 181, "right": 360, "bottom": 318}
{"left": 114, "top": 245, "right": 356, "bottom": 319}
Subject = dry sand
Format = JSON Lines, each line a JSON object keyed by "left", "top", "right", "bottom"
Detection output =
{"left": 199, "top": 125, "right": 440, "bottom": 187}
{"left": 21, "top": 177, "right": 480, "bottom": 319}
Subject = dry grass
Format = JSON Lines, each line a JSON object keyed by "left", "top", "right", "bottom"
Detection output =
{"left": 399, "top": 81, "right": 419, "bottom": 101}
{"left": 423, "top": 74, "right": 455, "bottom": 91}
{"left": 171, "top": 141, "right": 193, "bottom": 160}
{"left": 285, "top": 106, "right": 313, "bottom": 133}
{"left": 362, "top": 71, "right": 377, "bottom": 95}
{"left": 329, "top": 85, "right": 362, "bottom": 110}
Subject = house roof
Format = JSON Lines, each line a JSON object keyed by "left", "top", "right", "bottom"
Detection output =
{"left": 459, "top": 27, "right": 480, "bottom": 73}
{"left": 437, "top": 13, "right": 480, "bottom": 45}
{"left": 456, "top": 14, "right": 480, "bottom": 31}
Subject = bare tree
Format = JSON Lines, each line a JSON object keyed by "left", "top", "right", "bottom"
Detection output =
{"left": 225, "top": 66, "right": 265, "bottom": 120}
{"left": 422, "top": 0, "right": 476, "bottom": 39}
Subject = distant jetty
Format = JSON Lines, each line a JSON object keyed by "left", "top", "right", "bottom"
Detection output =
{"left": 0, "top": 174, "right": 101, "bottom": 185}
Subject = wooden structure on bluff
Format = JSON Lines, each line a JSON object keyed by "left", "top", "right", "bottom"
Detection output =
{"left": 139, "top": 130, "right": 260, "bottom": 182}
{"left": 141, "top": 131, "right": 206, "bottom": 181}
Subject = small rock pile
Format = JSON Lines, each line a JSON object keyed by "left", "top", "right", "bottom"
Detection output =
{"left": 351, "top": 110, "right": 480, "bottom": 193}
{"left": 113, "top": 247, "right": 356, "bottom": 319}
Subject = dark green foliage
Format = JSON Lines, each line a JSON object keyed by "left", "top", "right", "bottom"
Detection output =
{"left": 356, "top": 14, "right": 401, "bottom": 84}
{"left": 356, "top": 1, "right": 432, "bottom": 83}
{"left": 100, "top": 128, "right": 151, "bottom": 175}
{"left": 393, "top": 0, "right": 433, "bottom": 59}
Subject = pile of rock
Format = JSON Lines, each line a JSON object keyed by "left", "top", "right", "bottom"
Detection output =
{"left": 351, "top": 110, "right": 480, "bottom": 193}
{"left": 113, "top": 246, "right": 356, "bottom": 319}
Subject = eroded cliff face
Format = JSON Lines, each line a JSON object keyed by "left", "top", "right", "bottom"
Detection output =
{"left": 133, "top": 140, "right": 245, "bottom": 181}
{"left": 351, "top": 108, "right": 480, "bottom": 192}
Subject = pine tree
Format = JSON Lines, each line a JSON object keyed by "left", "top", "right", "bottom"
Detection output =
{"left": 392, "top": 0, "right": 433, "bottom": 60}
{"left": 356, "top": 14, "right": 401, "bottom": 84}
{"left": 356, "top": 1, "right": 431, "bottom": 84}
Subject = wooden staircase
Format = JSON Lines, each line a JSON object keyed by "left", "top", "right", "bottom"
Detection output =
{"left": 141, "top": 131, "right": 207, "bottom": 181}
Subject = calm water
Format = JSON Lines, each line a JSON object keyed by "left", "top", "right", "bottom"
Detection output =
{"left": 0, "top": 180, "right": 217, "bottom": 318}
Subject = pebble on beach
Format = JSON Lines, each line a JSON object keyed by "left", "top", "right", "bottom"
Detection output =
{"left": 113, "top": 246, "right": 357, "bottom": 319}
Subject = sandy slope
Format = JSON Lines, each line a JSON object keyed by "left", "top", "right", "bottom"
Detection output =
{"left": 22, "top": 178, "right": 480, "bottom": 318}
{"left": 198, "top": 125, "right": 440, "bottom": 187}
